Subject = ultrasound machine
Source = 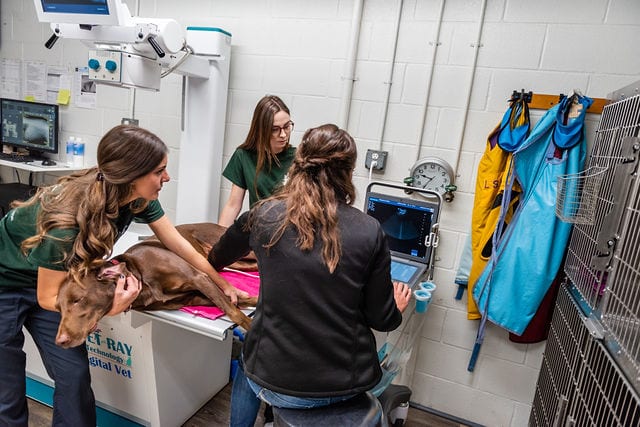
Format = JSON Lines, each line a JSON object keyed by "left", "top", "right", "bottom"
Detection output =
{"left": 365, "top": 182, "right": 441, "bottom": 289}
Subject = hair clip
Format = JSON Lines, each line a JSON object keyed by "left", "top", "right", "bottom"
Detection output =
{"left": 96, "top": 172, "right": 105, "bottom": 182}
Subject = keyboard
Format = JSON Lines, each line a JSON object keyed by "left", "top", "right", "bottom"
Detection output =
{"left": 0, "top": 152, "right": 37, "bottom": 163}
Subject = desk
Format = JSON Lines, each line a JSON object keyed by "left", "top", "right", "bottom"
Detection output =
{"left": 0, "top": 158, "right": 79, "bottom": 173}
{"left": 24, "top": 226, "right": 244, "bottom": 427}
{"left": 0, "top": 159, "right": 82, "bottom": 188}
{"left": 0, "top": 160, "right": 81, "bottom": 213}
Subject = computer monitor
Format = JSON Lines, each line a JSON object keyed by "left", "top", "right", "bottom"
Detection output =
{"left": 365, "top": 191, "right": 438, "bottom": 264}
{"left": 34, "top": 0, "right": 129, "bottom": 26}
{"left": 1, "top": 98, "right": 59, "bottom": 158}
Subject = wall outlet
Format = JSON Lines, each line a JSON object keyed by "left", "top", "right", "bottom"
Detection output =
{"left": 365, "top": 149, "right": 388, "bottom": 171}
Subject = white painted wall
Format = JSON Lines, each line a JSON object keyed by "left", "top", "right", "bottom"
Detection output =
{"left": 2, "top": 0, "right": 639, "bottom": 425}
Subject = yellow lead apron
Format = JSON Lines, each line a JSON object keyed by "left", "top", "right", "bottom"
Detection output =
{"left": 467, "top": 99, "right": 528, "bottom": 319}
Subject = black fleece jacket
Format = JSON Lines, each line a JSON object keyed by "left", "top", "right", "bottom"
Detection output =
{"left": 209, "top": 200, "right": 402, "bottom": 397}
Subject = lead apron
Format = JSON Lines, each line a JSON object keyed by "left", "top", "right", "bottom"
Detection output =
{"left": 467, "top": 99, "right": 529, "bottom": 319}
{"left": 472, "top": 95, "right": 592, "bottom": 336}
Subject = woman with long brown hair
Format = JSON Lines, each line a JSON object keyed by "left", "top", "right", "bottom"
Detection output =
{"left": 209, "top": 124, "right": 411, "bottom": 427}
{"left": 218, "top": 95, "right": 296, "bottom": 227}
{"left": 0, "top": 125, "right": 246, "bottom": 426}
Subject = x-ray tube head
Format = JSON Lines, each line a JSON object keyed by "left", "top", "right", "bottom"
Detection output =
{"left": 130, "top": 18, "right": 185, "bottom": 56}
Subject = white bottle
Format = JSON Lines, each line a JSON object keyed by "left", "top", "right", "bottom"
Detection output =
{"left": 66, "top": 136, "right": 75, "bottom": 167}
{"left": 73, "top": 137, "right": 85, "bottom": 168}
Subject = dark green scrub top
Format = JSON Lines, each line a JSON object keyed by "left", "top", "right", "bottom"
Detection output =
{"left": 222, "top": 146, "right": 296, "bottom": 206}
{"left": 0, "top": 199, "right": 164, "bottom": 289}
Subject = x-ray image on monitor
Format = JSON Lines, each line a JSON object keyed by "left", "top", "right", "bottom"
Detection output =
{"left": 23, "top": 115, "right": 50, "bottom": 146}
{"left": 0, "top": 98, "right": 59, "bottom": 156}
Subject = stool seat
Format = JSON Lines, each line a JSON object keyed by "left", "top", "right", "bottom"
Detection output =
{"left": 273, "top": 391, "right": 385, "bottom": 427}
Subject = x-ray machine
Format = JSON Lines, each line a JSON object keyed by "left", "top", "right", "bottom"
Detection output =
{"left": 35, "top": 0, "right": 229, "bottom": 224}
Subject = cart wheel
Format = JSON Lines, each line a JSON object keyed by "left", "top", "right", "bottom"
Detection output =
{"left": 392, "top": 419, "right": 405, "bottom": 427}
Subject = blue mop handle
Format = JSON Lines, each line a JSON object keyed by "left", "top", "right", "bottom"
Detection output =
{"left": 468, "top": 342, "right": 482, "bottom": 372}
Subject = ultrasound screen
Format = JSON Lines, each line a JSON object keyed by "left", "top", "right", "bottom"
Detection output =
{"left": 365, "top": 193, "right": 436, "bottom": 263}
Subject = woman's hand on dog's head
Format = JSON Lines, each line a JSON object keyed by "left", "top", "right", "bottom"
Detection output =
{"left": 107, "top": 274, "right": 142, "bottom": 316}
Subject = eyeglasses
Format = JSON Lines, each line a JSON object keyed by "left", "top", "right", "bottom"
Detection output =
{"left": 271, "top": 121, "right": 294, "bottom": 136}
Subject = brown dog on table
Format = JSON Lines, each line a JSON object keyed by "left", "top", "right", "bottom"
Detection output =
{"left": 54, "top": 223, "right": 257, "bottom": 348}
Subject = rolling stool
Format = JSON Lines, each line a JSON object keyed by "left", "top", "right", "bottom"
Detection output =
{"left": 378, "top": 384, "right": 412, "bottom": 427}
{"left": 272, "top": 391, "right": 385, "bottom": 427}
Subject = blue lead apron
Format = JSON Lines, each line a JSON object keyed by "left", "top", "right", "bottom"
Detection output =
{"left": 471, "top": 95, "right": 592, "bottom": 355}
{"left": 467, "top": 98, "right": 530, "bottom": 318}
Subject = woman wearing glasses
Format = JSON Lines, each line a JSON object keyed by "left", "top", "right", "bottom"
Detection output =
{"left": 219, "top": 95, "right": 296, "bottom": 227}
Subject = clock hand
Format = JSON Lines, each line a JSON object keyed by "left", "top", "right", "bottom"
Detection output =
{"left": 421, "top": 176, "right": 435, "bottom": 188}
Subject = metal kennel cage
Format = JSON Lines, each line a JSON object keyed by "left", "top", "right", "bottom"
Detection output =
{"left": 530, "top": 81, "right": 640, "bottom": 426}
{"left": 530, "top": 285, "right": 640, "bottom": 426}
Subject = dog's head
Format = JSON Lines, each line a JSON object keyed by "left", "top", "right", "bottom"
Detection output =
{"left": 55, "top": 260, "right": 128, "bottom": 348}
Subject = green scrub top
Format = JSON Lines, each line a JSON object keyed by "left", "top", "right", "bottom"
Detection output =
{"left": 222, "top": 146, "right": 296, "bottom": 206}
{"left": 0, "top": 199, "right": 164, "bottom": 289}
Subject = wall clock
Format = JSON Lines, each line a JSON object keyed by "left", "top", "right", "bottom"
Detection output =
{"left": 408, "top": 157, "right": 456, "bottom": 201}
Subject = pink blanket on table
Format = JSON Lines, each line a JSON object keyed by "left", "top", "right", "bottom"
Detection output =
{"left": 180, "top": 269, "right": 260, "bottom": 320}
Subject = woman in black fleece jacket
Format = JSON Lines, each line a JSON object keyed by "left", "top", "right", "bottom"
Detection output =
{"left": 209, "top": 123, "right": 411, "bottom": 427}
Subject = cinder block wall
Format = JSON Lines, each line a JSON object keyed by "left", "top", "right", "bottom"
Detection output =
{"left": 2, "top": 0, "right": 638, "bottom": 425}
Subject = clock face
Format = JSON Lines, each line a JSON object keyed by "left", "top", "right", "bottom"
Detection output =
{"left": 412, "top": 161, "right": 452, "bottom": 194}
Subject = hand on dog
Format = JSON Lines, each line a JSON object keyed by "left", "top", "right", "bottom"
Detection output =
{"left": 107, "top": 274, "right": 142, "bottom": 315}
{"left": 393, "top": 281, "right": 412, "bottom": 313}
{"left": 224, "top": 285, "right": 250, "bottom": 306}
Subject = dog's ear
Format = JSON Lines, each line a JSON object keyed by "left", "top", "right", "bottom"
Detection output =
{"left": 98, "top": 260, "right": 127, "bottom": 279}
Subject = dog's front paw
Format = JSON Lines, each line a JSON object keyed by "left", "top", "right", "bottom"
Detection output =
{"left": 239, "top": 296, "right": 258, "bottom": 308}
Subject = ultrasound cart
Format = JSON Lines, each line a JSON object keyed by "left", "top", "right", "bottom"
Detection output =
{"left": 367, "top": 182, "right": 442, "bottom": 426}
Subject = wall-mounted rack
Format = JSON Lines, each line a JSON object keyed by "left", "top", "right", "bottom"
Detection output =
{"left": 509, "top": 89, "right": 608, "bottom": 114}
